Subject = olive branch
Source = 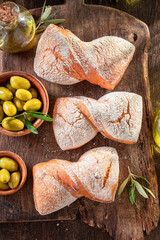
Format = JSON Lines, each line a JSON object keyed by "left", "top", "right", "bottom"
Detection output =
{"left": 36, "top": 0, "right": 65, "bottom": 33}
{"left": 118, "top": 167, "right": 155, "bottom": 209}
{"left": 0, "top": 111, "right": 53, "bottom": 134}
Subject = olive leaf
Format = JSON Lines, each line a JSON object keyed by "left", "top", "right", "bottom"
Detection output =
{"left": 24, "top": 115, "right": 38, "bottom": 134}
{"left": 41, "top": 0, "right": 47, "bottom": 15}
{"left": 133, "top": 180, "right": 148, "bottom": 199}
{"left": 27, "top": 110, "right": 47, "bottom": 115}
{"left": 131, "top": 174, "right": 151, "bottom": 185}
{"left": 44, "top": 13, "right": 56, "bottom": 21}
{"left": 27, "top": 112, "right": 53, "bottom": 122}
{"left": 118, "top": 177, "right": 129, "bottom": 195}
{"left": 143, "top": 186, "right": 155, "bottom": 199}
{"left": 118, "top": 167, "right": 155, "bottom": 209}
{"left": 129, "top": 184, "right": 135, "bottom": 204}
{"left": 36, "top": 0, "right": 66, "bottom": 33}
{"left": 43, "top": 19, "right": 65, "bottom": 24}
{"left": 41, "top": 6, "right": 52, "bottom": 22}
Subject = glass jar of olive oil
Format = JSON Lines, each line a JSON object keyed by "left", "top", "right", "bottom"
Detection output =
{"left": 0, "top": 2, "right": 36, "bottom": 53}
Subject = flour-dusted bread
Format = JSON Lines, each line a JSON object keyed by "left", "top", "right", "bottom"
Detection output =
{"left": 34, "top": 24, "right": 135, "bottom": 90}
{"left": 33, "top": 147, "right": 119, "bottom": 215}
{"left": 53, "top": 92, "right": 143, "bottom": 150}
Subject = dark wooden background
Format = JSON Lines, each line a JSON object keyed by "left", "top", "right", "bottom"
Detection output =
{"left": 0, "top": 0, "right": 160, "bottom": 239}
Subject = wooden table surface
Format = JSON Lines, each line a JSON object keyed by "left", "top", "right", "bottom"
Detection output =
{"left": 0, "top": 0, "right": 160, "bottom": 239}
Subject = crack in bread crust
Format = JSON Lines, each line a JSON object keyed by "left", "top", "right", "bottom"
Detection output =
{"left": 34, "top": 24, "right": 135, "bottom": 89}
{"left": 33, "top": 147, "right": 119, "bottom": 215}
{"left": 53, "top": 92, "right": 143, "bottom": 150}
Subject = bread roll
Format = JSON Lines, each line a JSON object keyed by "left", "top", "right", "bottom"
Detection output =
{"left": 53, "top": 92, "right": 142, "bottom": 150}
{"left": 33, "top": 147, "right": 119, "bottom": 215}
{"left": 34, "top": 24, "right": 135, "bottom": 90}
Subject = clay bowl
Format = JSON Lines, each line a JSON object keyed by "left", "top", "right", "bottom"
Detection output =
{"left": 0, "top": 151, "right": 27, "bottom": 195}
{"left": 0, "top": 71, "right": 49, "bottom": 136}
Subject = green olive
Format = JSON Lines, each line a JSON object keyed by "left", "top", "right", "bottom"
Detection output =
{"left": 8, "top": 171, "right": 21, "bottom": 189}
{"left": 0, "top": 87, "right": 13, "bottom": 101}
{"left": 5, "top": 83, "right": 16, "bottom": 94}
{"left": 13, "top": 96, "right": 25, "bottom": 112}
{"left": 23, "top": 99, "right": 42, "bottom": 111}
{"left": 10, "top": 76, "right": 31, "bottom": 90}
{"left": 0, "top": 105, "right": 4, "bottom": 122}
{"left": 0, "top": 181, "right": 9, "bottom": 190}
{"left": 29, "top": 87, "right": 38, "bottom": 98}
{"left": 3, "top": 101, "right": 17, "bottom": 116}
{"left": 2, "top": 117, "right": 24, "bottom": 131}
{"left": 0, "top": 157, "right": 18, "bottom": 172}
{"left": 0, "top": 169, "right": 10, "bottom": 183}
{"left": 15, "top": 89, "right": 32, "bottom": 101}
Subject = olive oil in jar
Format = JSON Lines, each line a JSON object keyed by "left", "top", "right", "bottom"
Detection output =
{"left": 152, "top": 106, "right": 160, "bottom": 149}
{"left": 0, "top": 2, "right": 36, "bottom": 53}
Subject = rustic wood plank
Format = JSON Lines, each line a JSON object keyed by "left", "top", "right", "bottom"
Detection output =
{"left": 0, "top": 0, "right": 159, "bottom": 239}
{"left": 0, "top": 218, "right": 160, "bottom": 240}
{"left": 0, "top": 220, "right": 113, "bottom": 240}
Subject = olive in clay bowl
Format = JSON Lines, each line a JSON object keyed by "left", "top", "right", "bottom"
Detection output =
{"left": 0, "top": 151, "right": 27, "bottom": 195}
{"left": 0, "top": 71, "right": 49, "bottom": 136}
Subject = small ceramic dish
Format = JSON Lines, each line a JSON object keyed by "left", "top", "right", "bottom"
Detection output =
{"left": 0, "top": 151, "right": 27, "bottom": 195}
{"left": 0, "top": 71, "right": 49, "bottom": 136}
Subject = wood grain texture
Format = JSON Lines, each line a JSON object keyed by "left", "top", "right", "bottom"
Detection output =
{"left": 0, "top": 220, "right": 113, "bottom": 240}
{"left": 1, "top": 219, "right": 160, "bottom": 240}
{"left": 0, "top": 0, "right": 159, "bottom": 240}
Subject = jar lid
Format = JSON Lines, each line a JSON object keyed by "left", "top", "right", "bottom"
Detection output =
{"left": 0, "top": 5, "right": 14, "bottom": 22}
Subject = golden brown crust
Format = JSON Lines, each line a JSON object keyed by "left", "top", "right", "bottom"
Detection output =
{"left": 34, "top": 24, "right": 135, "bottom": 89}
{"left": 53, "top": 92, "right": 142, "bottom": 150}
{"left": 33, "top": 147, "right": 119, "bottom": 215}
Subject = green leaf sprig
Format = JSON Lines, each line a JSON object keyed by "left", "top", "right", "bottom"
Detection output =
{"left": 0, "top": 111, "right": 53, "bottom": 135}
{"left": 36, "top": 0, "right": 65, "bottom": 33}
{"left": 118, "top": 167, "right": 155, "bottom": 209}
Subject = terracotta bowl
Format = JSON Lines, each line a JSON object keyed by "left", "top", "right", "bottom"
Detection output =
{"left": 0, "top": 151, "right": 27, "bottom": 195}
{"left": 0, "top": 71, "right": 49, "bottom": 136}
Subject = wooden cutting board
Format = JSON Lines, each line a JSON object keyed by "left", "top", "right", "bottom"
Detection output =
{"left": 0, "top": 0, "right": 159, "bottom": 239}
